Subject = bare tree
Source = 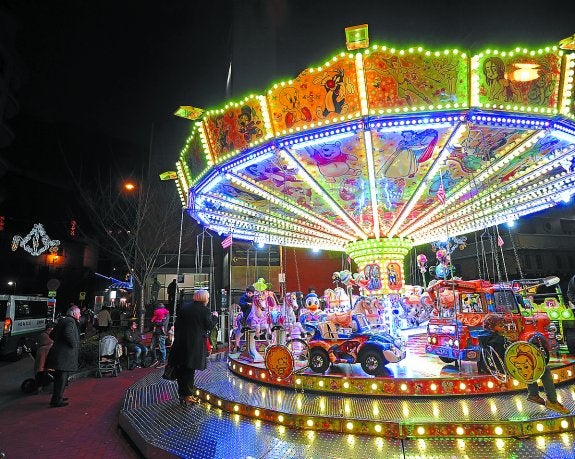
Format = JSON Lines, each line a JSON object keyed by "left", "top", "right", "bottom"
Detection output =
{"left": 70, "top": 166, "right": 182, "bottom": 330}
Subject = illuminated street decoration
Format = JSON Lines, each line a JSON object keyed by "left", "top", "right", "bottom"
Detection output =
{"left": 11, "top": 223, "right": 60, "bottom": 256}
{"left": 175, "top": 35, "right": 575, "bottom": 282}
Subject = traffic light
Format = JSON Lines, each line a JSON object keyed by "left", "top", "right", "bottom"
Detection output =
{"left": 0, "top": 216, "right": 4, "bottom": 231}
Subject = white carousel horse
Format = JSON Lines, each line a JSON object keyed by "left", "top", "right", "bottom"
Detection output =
{"left": 281, "top": 292, "right": 307, "bottom": 338}
{"left": 247, "top": 292, "right": 273, "bottom": 339}
{"left": 229, "top": 293, "right": 272, "bottom": 352}
{"left": 325, "top": 296, "right": 380, "bottom": 329}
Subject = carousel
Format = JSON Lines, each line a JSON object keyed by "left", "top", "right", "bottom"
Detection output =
{"left": 119, "top": 29, "right": 575, "bottom": 458}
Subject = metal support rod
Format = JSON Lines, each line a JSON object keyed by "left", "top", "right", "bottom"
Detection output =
{"left": 174, "top": 206, "right": 185, "bottom": 324}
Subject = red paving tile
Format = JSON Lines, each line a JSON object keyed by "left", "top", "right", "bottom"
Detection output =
{"left": 0, "top": 366, "right": 157, "bottom": 458}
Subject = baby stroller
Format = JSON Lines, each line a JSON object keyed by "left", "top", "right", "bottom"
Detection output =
{"left": 96, "top": 334, "right": 122, "bottom": 378}
{"left": 20, "top": 341, "right": 55, "bottom": 394}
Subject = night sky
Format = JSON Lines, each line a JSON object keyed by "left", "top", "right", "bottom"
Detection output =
{"left": 1, "top": 0, "right": 575, "bottom": 221}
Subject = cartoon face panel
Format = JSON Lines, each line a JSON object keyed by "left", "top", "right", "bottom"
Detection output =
{"left": 267, "top": 55, "right": 361, "bottom": 133}
{"left": 476, "top": 52, "right": 561, "bottom": 109}
{"left": 203, "top": 98, "right": 268, "bottom": 161}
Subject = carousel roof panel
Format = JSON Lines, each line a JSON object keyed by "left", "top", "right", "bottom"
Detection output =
{"left": 177, "top": 41, "right": 575, "bottom": 250}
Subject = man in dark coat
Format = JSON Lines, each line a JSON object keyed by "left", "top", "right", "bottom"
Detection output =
{"left": 47, "top": 305, "right": 81, "bottom": 407}
{"left": 168, "top": 289, "right": 218, "bottom": 405}
{"left": 167, "top": 279, "right": 177, "bottom": 310}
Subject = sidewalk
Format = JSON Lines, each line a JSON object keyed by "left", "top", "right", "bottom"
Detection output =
{"left": 0, "top": 365, "right": 157, "bottom": 458}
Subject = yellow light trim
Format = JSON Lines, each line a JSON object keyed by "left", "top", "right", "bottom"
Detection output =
{"left": 560, "top": 420, "right": 569, "bottom": 429}
{"left": 536, "top": 423, "right": 544, "bottom": 432}
{"left": 417, "top": 426, "right": 425, "bottom": 435}
{"left": 233, "top": 405, "right": 239, "bottom": 412}
{"left": 374, "top": 424, "right": 382, "bottom": 433}
{"left": 254, "top": 409, "right": 260, "bottom": 416}
{"left": 295, "top": 378, "right": 301, "bottom": 385}
{"left": 355, "top": 53, "right": 369, "bottom": 116}
{"left": 494, "top": 426, "right": 503, "bottom": 436}
{"left": 343, "top": 381, "right": 350, "bottom": 389}
{"left": 278, "top": 415, "right": 284, "bottom": 423}
{"left": 306, "top": 419, "right": 314, "bottom": 427}
{"left": 456, "top": 427, "right": 465, "bottom": 435}
{"left": 346, "top": 422, "right": 354, "bottom": 431}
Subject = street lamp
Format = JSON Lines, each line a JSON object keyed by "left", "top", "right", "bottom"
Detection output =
{"left": 7, "top": 281, "right": 16, "bottom": 294}
{"left": 160, "top": 170, "right": 186, "bottom": 323}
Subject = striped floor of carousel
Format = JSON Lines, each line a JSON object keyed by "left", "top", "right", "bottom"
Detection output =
{"left": 119, "top": 332, "right": 575, "bottom": 459}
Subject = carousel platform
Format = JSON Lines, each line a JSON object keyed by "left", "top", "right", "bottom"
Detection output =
{"left": 119, "top": 349, "right": 575, "bottom": 458}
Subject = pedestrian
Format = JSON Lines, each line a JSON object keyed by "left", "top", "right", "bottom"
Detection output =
{"left": 150, "top": 277, "right": 161, "bottom": 304}
{"left": 123, "top": 319, "right": 148, "bottom": 368}
{"left": 168, "top": 289, "right": 218, "bottom": 405}
{"left": 238, "top": 286, "right": 255, "bottom": 324}
{"left": 167, "top": 279, "right": 177, "bottom": 310}
{"left": 479, "top": 313, "right": 570, "bottom": 414}
{"left": 46, "top": 305, "right": 81, "bottom": 408}
{"left": 567, "top": 274, "right": 575, "bottom": 308}
{"left": 96, "top": 306, "right": 112, "bottom": 335}
{"left": 150, "top": 303, "right": 170, "bottom": 368}
{"left": 33, "top": 323, "right": 54, "bottom": 394}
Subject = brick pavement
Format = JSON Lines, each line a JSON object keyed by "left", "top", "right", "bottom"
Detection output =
{"left": 0, "top": 366, "right": 158, "bottom": 458}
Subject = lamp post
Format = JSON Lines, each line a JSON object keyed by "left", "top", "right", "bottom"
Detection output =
{"left": 7, "top": 281, "right": 16, "bottom": 294}
{"left": 160, "top": 170, "right": 186, "bottom": 323}
{"left": 174, "top": 206, "right": 186, "bottom": 324}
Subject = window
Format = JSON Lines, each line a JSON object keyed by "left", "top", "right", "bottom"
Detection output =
{"left": 535, "top": 254, "right": 543, "bottom": 269}
{"left": 524, "top": 255, "right": 532, "bottom": 269}
{"left": 14, "top": 300, "right": 48, "bottom": 320}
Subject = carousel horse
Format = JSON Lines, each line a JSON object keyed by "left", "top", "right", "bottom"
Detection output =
{"left": 333, "top": 287, "right": 351, "bottom": 310}
{"left": 247, "top": 292, "right": 273, "bottom": 339}
{"left": 326, "top": 296, "right": 379, "bottom": 328}
{"left": 280, "top": 292, "right": 308, "bottom": 338}
{"left": 231, "top": 293, "right": 272, "bottom": 349}
{"left": 322, "top": 289, "right": 336, "bottom": 310}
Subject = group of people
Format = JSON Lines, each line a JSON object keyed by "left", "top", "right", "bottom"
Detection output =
{"left": 42, "top": 290, "right": 218, "bottom": 408}
{"left": 37, "top": 274, "right": 575, "bottom": 414}
{"left": 122, "top": 302, "right": 171, "bottom": 369}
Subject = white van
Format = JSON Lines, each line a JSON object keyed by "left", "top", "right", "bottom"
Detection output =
{"left": 0, "top": 295, "right": 53, "bottom": 360}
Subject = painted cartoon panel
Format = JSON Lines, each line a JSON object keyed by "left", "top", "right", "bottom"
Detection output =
{"left": 371, "top": 127, "right": 453, "bottom": 233}
{"left": 237, "top": 156, "right": 339, "bottom": 224}
{"left": 386, "top": 262, "right": 403, "bottom": 291}
{"left": 266, "top": 54, "right": 361, "bottom": 133}
{"left": 203, "top": 97, "right": 268, "bottom": 162}
{"left": 287, "top": 131, "right": 373, "bottom": 234}
{"left": 476, "top": 51, "right": 561, "bottom": 110}
{"left": 181, "top": 125, "right": 209, "bottom": 180}
{"left": 364, "top": 49, "right": 468, "bottom": 110}
{"left": 394, "top": 125, "right": 529, "bottom": 234}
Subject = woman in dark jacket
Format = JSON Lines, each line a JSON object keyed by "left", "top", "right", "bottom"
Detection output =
{"left": 169, "top": 289, "right": 218, "bottom": 405}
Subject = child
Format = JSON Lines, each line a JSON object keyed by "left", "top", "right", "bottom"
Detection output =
{"left": 479, "top": 313, "right": 570, "bottom": 415}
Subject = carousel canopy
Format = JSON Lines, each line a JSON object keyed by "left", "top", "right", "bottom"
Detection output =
{"left": 174, "top": 38, "right": 575, "bottom": 252}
